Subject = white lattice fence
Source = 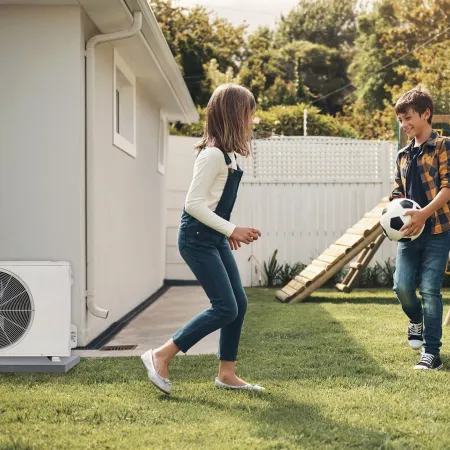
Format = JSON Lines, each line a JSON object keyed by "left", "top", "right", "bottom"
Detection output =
{"left": 240, "top": 136, "right": 396, "bottom": 183}
{"left": 165, "top": 136, "right": 399, "bottom": 286}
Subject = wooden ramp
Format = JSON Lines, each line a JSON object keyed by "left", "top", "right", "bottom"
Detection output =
{"left": 276, "top": 198, "right": 389, "bottom": 303}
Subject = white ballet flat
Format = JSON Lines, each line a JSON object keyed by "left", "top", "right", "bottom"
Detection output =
{"left": 141, "top": 349, "right": 171, "bottom": 395}
{"left": 215, "top": 377, "right": 265, "bottom": 391}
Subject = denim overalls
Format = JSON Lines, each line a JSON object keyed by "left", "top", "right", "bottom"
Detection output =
{"left": 173, "top": 150, "right": 248, "bottom": 361}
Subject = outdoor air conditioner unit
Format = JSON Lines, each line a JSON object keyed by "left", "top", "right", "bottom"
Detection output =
{"left": 0, "top": 262, "right": 79, "bottom": 371}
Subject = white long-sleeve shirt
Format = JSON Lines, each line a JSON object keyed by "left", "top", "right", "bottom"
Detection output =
{"left": 184, "top": 147, "right": 237, "bottom": 237}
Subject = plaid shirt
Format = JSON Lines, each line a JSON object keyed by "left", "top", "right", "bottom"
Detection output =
{"left": 389, "top": 130, "right": 450, "bottom": 234}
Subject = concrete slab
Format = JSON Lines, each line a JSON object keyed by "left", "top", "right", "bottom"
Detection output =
{"left": 73, "top": 286, "right": 219, "bottom": 358}
{"left": 0, "top": 356, "right": 80, "bottom": 373}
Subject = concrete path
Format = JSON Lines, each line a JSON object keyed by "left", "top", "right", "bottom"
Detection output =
{"left": 72, "top": 286, "right": 218, "bottom": 358}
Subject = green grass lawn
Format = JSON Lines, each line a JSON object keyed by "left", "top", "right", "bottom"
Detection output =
{"left": 2, "top": 288, "right": 450, "bottom": 449}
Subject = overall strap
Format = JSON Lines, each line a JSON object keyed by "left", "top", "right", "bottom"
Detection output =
{"left": 222, "top": 151, "right": 232, "bottom": 166}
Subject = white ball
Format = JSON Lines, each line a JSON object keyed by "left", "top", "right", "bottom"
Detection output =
{"left": 380, "top": 198, "right": 424, "bottom": 242}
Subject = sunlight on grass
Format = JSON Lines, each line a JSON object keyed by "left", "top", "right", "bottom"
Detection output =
{"left": 1, "top": 288, "right": 450, "bottom": 449}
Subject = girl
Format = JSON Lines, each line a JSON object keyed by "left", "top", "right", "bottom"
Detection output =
{"left": 141, "top": 83, "right": 264, "bottom": 394}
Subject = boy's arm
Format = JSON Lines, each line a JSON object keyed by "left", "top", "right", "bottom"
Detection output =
{"left": 437, "top": 139, "right": 450, "bottom": 190}
{"left": 389, "top": 156, "right": 405, "bottom": 201}
{"left": 401, "top": 141, "right": 450, "bottom": 236}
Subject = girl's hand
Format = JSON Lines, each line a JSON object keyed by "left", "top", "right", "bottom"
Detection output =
{"left": 228, "top": 237, "right": 241, "bottom": 250}
{"left": 230, "top": 227, "right": 261, "bottom": 244}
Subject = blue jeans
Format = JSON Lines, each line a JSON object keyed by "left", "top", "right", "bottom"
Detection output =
{"left": 173, "top": 231, "right": 248, "bottom": 361}
{"left": 393, "top": 230, "right": 450, "bottom": 355}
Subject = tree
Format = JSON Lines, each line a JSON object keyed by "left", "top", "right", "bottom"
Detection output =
{"left": 346, "top": 0, "right": 450, "bottom": 138}
{"left": 348, "top": 0, "right": 404, "bottom": 113}
{"left": 277, "top": 41, "right": 351, "bottom": 114}
{"left": 350, "top": 0, "right": 450, "bottom": 113}
{"left": 275, "top": 0, "right": 357, "bottom": 49}
{"left": 172, "top": 104, "right": 359, "bottom": 138}
{"left": 382, "top": 0, "right": 450, "bottom": 113}
{"left": 244, "top": 26, "right": 274, "bottom": 58}
{"left": 150, "top": 0, "right": 247, "bottom": 106}
{"left": 205, "top": 59, "right": 241, "bottom": 91}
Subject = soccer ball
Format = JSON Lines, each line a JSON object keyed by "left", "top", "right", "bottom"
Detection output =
{"left": 380, "top": 198, "right": 424, "bottom": 242}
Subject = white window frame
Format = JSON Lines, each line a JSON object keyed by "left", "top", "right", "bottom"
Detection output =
{"left": 158, "top": 112, "right": 168, "bottom": 175}
{"left": 113, "top": 49, "right": 136, "bottom": 158}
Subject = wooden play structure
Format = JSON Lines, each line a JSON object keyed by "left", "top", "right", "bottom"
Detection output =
{"left": 275, "top": 198, "right": 389, "bottom": 303}
{"left": 276, "top": 197, "right": 450, "bottom": 327}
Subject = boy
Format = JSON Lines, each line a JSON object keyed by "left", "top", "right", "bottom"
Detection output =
{"left": 390, "top": 86, "right": 450, "bottom": 370}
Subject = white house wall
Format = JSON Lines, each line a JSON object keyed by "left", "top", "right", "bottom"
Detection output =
{"left": 165, "top": 137, "right": 198, "bottom": 281}
{"left": 86, "top": 36, "right": 166, "bottom": 342}
{"left": 0, "top": 6, "right": 87, "bottom": 341}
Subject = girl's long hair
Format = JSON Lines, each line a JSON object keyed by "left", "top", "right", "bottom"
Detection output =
{"left": 195, "top": 83, "right": 255, "bottom": 156}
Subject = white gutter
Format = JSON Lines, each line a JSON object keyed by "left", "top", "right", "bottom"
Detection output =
{"left": 85, "top": 11, "right": 143, "bottom": 319}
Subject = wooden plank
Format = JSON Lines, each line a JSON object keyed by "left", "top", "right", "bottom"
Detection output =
{"left": 311, "top": 259, "right": 332, "bottom": 270}
{"left": 323, "top": 244, "right": 351, "bottom": 258}
{"left": 368, "top": 204, "right": 387, "bottom": 213}
{"left": 299, "top": 269, "right": 322, "bottom": 282}
{"left": 346, "top": 228, "right": 368, "bottom": 237}
{"left": 365, "top": 202, "right": 388, "bottom": 216}
{"left": 356, "top": 222, "right": 380, "bottom": 233}
{"left": 295, "top": 275, "right": 311, "bottom": 286}
{"left": 316, "top": 254, "right": 338, "bottom": 264}
{"left": 293, "top": 278, "right": 304, "bottom": 287}
{"left": 354, "top": 217, "right": 380, "bottom": 227}
{"left": 282, "top": 284, "right": 299, "bottom": 297}
{"left": 335, "top": 234, "right": 364, "bottom": 247}
{"left": 348, "top": 219, "right": 380, "bottom": 233}
{"left": 320, "top": 251, "right": 346, "bottom": 263}
{"left": 275, "top": 290, "right": 290, "bottom": 302}
{"left": 303, "top": 265, "right": 325, "bottom": 275}
{"left": 289, "top": 279, "right": 302, "bottom": 290}
{"left": 295, "top": 284, "right": 306, "bottom": 295}
{"left": 364, "top": 209, "right": 384, "bottom": 219}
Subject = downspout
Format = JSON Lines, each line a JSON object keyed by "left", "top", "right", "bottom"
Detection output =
{"left": 85, "top": 11, "right": 143, "bottom": 319}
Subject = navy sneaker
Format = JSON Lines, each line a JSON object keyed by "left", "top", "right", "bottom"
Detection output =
{"left": 413, "top": 352, "right": 443, "bottom": 370}
{"left": 408, "top": 321, "right": 423, "bottom": 350}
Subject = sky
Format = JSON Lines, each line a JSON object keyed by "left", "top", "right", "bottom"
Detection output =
{"left": 173, "top": 0, "right": 300, "bottom": 32}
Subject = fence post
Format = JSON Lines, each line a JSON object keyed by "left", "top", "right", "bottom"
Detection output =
{"left": 380, "top": 141, "right": 392, "bottom": 198}
{"left": 303, "top": 109, "right": 307, "bottom": 136}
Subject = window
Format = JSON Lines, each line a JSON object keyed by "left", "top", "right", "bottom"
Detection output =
{"left": 113, "top": 49, "right": 136, "bottom": 157}
{"left": 158, "top": 113, "right": 167, "bottom": 175}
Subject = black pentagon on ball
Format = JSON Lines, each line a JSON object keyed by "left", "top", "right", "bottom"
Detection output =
{"left": 390, "top": 216, "right": 404, "bottom": 231}
{"left": 400, "top": 199, "right": 414, "bottom": 209}
{"left": 382, "top": 207, "right": 388, "bottom": 215}
{"left": 399, "top": 237, "right": 412, "bottom": 242}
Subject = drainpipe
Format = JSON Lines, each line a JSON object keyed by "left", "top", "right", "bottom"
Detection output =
{"left": 85, "top": 12, "right": 143, "bottom": 318}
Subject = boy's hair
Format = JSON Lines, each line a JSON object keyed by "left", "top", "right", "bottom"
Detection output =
{"left": 395, "top": 86, "right": 433, "bottom": 124}
{"left": 196, "top": 83, "right": 256, "bottom": 156}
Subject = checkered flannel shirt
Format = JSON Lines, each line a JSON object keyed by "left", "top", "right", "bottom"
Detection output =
{"left": 389, "top": 130, "right": 450, "bottom": 234}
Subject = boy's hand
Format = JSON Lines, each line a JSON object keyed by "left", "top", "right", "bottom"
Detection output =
{"left": 401, "top": 209, "right": 427, "bottom": 237}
